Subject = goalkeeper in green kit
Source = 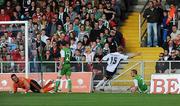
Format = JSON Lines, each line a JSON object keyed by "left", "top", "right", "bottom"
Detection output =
{"left": 54, "top": 41, "right": 72, "bottom": 93}
{"left": 128, "top": 69, "right": 148, "bottom": 93}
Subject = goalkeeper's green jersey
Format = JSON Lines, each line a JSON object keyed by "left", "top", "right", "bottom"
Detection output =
{"left": 134, "top": 75, "right": 147, "bottom": 92}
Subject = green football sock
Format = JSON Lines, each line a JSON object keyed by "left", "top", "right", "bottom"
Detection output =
{"left": 55, "top": 79, "right": 61, "bottom": 92}
{"left": 67, "top": 79, "right": 72, "bottom": 92}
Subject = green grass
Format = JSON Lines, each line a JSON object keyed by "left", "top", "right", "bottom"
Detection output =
{"left": 0, "top": 92, "right": 180, "bottom": 106}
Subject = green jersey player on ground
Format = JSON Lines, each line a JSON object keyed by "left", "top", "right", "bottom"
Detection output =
{"left": 54, "top": 41, "right": 72, "bottom": 93}
{"left": 128, "top": 69, "right": 148, "bottom": 93}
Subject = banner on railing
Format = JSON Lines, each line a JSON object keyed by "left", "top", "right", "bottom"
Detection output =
{"left": 150, "top": 74, "right": 180, "bottom": 94}
{"left": 0, "top": 72, "right": 92, "bottom": 93}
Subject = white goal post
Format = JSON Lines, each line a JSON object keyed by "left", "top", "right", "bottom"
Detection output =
{"left": 0, "top": 21, "right": 29, "bottom": 78}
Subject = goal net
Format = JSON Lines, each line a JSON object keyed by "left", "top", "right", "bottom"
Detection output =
{"left": 0, "top": 21, "right": 48, "bottom": 88}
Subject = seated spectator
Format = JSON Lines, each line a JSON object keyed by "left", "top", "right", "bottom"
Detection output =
{"left": 82, "top": 35, "right": 90, "bottom": 47}
{"left": 167, "top": 49, "right": 180, "bottom": 73}
{"left": 89, "top": 22, "right": 101, "bottom": 42}
{"left": 71, "top": 49, "right": 82, "bottom": 72}
{"left": 170, "top": 26, "right": 180, "bottom": 40}
{"left": 70, "top": 38, "right": 77, "bottom": 56}
{"left": 163, "top": 40, "right": 176, "bottom": 54}
{"left": 155, "top": 53, "right": 169, "bottom": 73}
{"left": 78, "top": 24, "right": 89, "bottom": 42}
{"left": 0, "top": 8, "right": 10, "bottom": 21}
{"left": 163, "top": 49, "right": 170, "bottom": 61}
{"left": 103, "top": 43, "right": 110, "bottom": 56}
{"left": 106, "top": 35, "right": 117, "bottom": 53}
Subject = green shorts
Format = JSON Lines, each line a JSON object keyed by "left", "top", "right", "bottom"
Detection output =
{"left": 58, "top": 64, "right": 71, "bottom": 76}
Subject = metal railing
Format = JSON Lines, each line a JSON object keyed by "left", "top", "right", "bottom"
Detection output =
{"left": 0, "top": 60, "right": 180, "bottom": 74}
{"left": 1, "top": 60, "right": 180, "bottom": 86}
{"left": 139, "top": 0, "right": 149, "bottom": 47}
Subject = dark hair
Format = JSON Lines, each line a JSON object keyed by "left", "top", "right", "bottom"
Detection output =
{"left": 11, "top": 74, "right": 16, "bottom": 78}
{"left": 61, "top": 41, "right": 67, "bottom": 46}
{"left": 131, "top": 69, "right": 137, "bottom": 75}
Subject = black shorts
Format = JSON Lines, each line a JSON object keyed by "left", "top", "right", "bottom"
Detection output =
{"left": 104, "top": 69, "right": 117, "bottom": 80}
{"left": 30, "top": 80, "right": 42, "bottom": 93}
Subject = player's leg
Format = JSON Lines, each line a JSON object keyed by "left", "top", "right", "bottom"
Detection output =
{"left": 54, "top": 69, "right": 64, "bottom": 92}
{"left": 43, "top": 80, "right": 53, "bottom": 89}
{"left": 43, "top": 80, "right": 54, "bottom": 93}
{"left": 66, "top": 68, "right": 72, "bottom": 92}
{"left": 95, "top": 76, "right": 108, "bottom": 89}
{"left": 30, "top": 80, "right": 42, "bottom": 93}
{"left": 95, "top": 69, "right": 112, "bottom": 89}
{"left": 98, "top": 70, "right": 115, "bottom": 91}
{"left": 102, "top": 80, "right": 109, "bottom": 90}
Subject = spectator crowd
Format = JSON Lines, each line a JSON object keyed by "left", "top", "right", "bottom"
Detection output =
{"left": 145, "top": 0, "right": 180, "bottom": 73}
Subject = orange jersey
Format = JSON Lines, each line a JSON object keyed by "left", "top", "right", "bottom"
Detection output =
{"left": 13, "top": 77, "right": 31, "bottom": 93}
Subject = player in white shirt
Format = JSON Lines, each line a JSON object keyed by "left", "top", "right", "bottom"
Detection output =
{"left": 94, "top": 46, "right": 141, "bottom": 91}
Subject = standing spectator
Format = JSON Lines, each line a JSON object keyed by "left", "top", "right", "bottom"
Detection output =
{"left": 111, "top": 0, "right": 121, "bottom": 26}
{"left": 103, "top": 1, "right": 115, "bottom": 21}
{"left": 161, "top": 10, "right": 169, "bottom": 44}
{"left": 143, "top": 1, "right": 158, "bottom": 47}
{"left": 153, "top": 0, "right": 163, "bottom": 46}
{"left": 166, "top": 4, "right": 176, "bottom": 25}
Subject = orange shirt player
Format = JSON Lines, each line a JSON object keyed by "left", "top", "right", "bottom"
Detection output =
{"left": 11, "top": 74, "right": 54, "bottom": 93}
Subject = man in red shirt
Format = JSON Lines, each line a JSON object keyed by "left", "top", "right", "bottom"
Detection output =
{"left": 0, "top": 8, "right": 10, "bottom": 21}
{"left": 11, "top": 74, "right": 54, "bottom": 93}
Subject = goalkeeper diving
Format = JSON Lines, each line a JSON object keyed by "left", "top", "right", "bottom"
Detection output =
{"left": 10, "top": 74, "right": 54, "bottom": 94}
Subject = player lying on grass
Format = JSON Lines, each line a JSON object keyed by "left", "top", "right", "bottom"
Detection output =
{"left": 94, "top": 46, "right": 141, "bottom": 91}
{"left": 127, "top": 69, "right": 148, "bottom": 93}
{"left": 11, "top": 74, "right": 54, "bottom": 93}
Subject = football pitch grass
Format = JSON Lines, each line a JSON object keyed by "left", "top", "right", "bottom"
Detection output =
{"left": 0, "top": 92, "right": 180, "bottom": 106}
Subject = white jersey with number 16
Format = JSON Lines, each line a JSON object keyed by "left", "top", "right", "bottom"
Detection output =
{"left": 102, "top": 52, "right": 129, "bottom": 73}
